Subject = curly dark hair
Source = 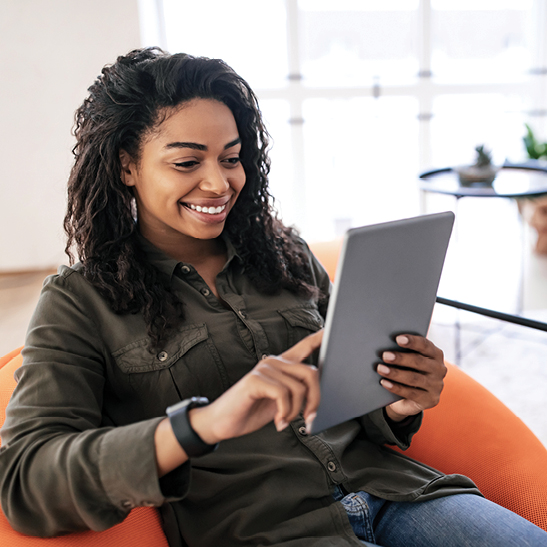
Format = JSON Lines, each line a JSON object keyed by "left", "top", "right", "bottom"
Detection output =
{"left": 64, "top": 47, "right": 318, "bottom": 349}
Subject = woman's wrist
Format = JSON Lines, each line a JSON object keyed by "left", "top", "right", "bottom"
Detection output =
{"left": 188, "top": 404, "right": 222, "bottom": 445}
{"left": 384, "top": 405, "right": 412, "bottom": 423}
{"left": 166, "top": 398, "right": 219, "bottom": 457}
{"left": 154, "top": 417, "right": 189, "bottom": 478}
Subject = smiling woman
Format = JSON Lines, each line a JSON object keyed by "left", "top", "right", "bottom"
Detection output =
{"left": 0, "top": 47, "right": 546, "bottom": 547}
{"left": 59, "top": 48, "right": 317, "bottom": 350}
{"left": 119, "top": 100, "right": 246, "bottom": 266}
{"left": 119, "top": 99, "right": 246, "bottom": 297}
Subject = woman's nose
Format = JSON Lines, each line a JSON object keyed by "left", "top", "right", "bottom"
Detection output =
{"left": 199, "top": 164, "right": 230, "bottom": 194}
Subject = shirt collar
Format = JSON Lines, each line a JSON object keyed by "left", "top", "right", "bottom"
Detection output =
{"left": 136, "top": 232, "right": 243, "bottom": 280}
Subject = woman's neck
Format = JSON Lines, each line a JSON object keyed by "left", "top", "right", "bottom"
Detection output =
{"left": 140, "top": 227, "right": 226, "bottom": 267}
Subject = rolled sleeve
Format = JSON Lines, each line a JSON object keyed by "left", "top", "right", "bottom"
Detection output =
{"left": 99, "top": 418, "right": 190, "bottom": 511}
{"left": 360, "top": 408, "right": 423, "bottom": 450}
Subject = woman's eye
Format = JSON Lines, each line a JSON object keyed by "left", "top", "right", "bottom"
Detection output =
{"left": 174, "top": 160, "right": 199, "bottom": 169}
{"left": 223, "top": 157, "right": 241, "bottom": 166}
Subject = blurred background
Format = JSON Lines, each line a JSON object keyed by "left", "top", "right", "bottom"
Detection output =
{"left": 1, "top": 0, "right": 547, "bottom": 443}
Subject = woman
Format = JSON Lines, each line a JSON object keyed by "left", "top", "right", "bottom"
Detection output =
{"left": 1, "top": 48, "right": 545, "bottom": 547}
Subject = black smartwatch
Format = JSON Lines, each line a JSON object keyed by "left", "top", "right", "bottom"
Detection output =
{"left": 166, "top": 397, "right": 219, "bottom": 458}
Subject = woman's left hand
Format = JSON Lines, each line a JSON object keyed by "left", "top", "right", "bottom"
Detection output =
{"left": 377, "top": 334, "right": 446, "bottom": 422}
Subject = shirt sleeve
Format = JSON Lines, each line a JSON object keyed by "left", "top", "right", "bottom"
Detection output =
{"left": 0, "top": 271, "right": 190, "bottom": 537}
{"left": 359, "top": 408, "right": 423, "bottom": 450}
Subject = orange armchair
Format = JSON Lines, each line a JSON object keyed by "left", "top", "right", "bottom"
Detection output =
{"left": 0, "top": 239, "right": 546, "bottom": 544}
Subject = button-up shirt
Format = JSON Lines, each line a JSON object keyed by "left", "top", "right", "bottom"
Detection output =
{"left": 0, "top": 236, "right": 479, "bottom": 546}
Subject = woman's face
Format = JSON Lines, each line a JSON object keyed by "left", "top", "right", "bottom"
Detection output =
{"left": 121, "top": 98, "right": 246, "bottom": 253}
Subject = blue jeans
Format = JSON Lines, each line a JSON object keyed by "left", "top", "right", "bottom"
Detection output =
{"left": 333, "top": 487, "right": 547, "bottom": 546}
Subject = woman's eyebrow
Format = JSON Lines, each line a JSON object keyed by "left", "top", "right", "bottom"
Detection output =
{"left": 224, "top": 137, "right": 241, "bottom": 149}
{"left": 164, "top": 142, "right": 206, "bottom": 151}
{"left": 163, "top": 137, "right": 241, "bottom": 152}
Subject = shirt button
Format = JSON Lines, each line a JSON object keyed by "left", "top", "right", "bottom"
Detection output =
{"left": 121, "top": 500, "right": 134, "bottom": 509}
{"left": 238, "top": 310, "right": 247, "bottom": 319}
{"left": 157, "top": 351, "right": 168, "bottom": 362}
{"left": 298, "top": 426, "right": 308, "bottom": 436}
{"left": 142, "top": 501, "right": 155, "bottom": 507}
{"left": 201, "top": 288, "right": 210, "bottom": 296}
{"left": 180, "top": 265, "right": 191, "bottom": 274}
{"left": 327, "top": 461, "right": 337, "bottom": 472}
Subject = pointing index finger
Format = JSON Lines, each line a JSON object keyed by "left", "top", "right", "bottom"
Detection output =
{"left": 280, "top": 330, "right": 324, "bottom": 363}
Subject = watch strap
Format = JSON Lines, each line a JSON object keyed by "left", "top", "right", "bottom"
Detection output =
{"left": 166, "top": 397, "right": 218, "bottom": 458}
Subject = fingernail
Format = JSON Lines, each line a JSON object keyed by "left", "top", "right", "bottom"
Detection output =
{"left": 377, "top": 364, "right": 390, "bottom": 375}
{"left": 396, "top": 335, "right": 409, "bottom": 346}
{"left": 305, "top": 412, "right": 316, "bottom": 433}
{"left": 381, "top": 379, "right": 394, "bottom": 389}
{"left": 383, "top": 351, "right": 396, "bottom": 362}
{"left": 276, "top": 419, "right": 289, "bottom": 432}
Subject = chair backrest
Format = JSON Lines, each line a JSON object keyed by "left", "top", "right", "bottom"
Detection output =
{"left": 0, "top": 349, "right": 169, "bottom": 546}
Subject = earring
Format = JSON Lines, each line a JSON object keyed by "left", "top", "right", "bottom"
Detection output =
{"left": 130, "top": 197, "right": 138, "bottom": 221}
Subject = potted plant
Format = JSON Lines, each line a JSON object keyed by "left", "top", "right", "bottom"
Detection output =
{"left": 456, "top": 145, "right": 499, "bottom": 186}
{"left": 523, "top": 123, "right": 547, "bottom": 161}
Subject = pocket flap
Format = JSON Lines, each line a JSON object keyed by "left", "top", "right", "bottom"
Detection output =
{"left": 112, "top": 323, "right": 209, "bottom": 373}
{"left": 278, "top": 307, "right": 324, "bottom": 330}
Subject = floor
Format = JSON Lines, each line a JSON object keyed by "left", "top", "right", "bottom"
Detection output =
{"left": 1, "top": 197, "right": 546, "bottom": 447}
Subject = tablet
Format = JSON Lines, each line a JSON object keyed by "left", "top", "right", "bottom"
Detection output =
{"left": 310, "top": 211, "right": 455, "bottom": 434}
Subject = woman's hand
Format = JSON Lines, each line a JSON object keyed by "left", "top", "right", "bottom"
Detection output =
{"left": 377, "top": 334, "right": 446, "bottom": 422}
{"left": 190, "top": 330, "right": 323, "bottom": 445}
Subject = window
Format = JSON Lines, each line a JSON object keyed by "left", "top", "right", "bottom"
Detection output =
{"left": 151, "top": 0, "right": 547, "bottom": 241}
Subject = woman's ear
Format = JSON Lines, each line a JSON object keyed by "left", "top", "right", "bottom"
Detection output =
{"left": 119, "top": 150, "right": 136, "bottom": 187}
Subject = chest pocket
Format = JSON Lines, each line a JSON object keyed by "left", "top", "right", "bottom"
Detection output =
{"left": 278, "top": 306, "right": 325, "bottom": 351}
{"left": 112, "top": 323, "right": 230, "bottom": 409}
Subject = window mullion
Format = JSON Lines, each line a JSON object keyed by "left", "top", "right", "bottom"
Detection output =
{"left": 417, "top": 0, "right": 433, "bottom": 212}
{"left": 530, "top": 0, "right": 547, "bottom": 137}
{"left": 285, "top": 0, "right": 307, "bottom": 232}
{"left": 418, "top": 0, "right": 432, "bottom": 79}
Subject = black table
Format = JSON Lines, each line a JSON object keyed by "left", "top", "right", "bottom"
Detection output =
{"left": 419, "top": 162, "right": 547, "bottom": 199}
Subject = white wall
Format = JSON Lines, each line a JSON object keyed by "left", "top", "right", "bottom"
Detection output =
{"left": 0, "top": 0, "right": 142, "bottom": 271}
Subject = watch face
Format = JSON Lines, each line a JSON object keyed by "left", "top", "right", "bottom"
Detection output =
{"left": 166, "top": 399, "right": 190, "bottom": 416}
{"left": 166, "top": 397, "right": 209, "bottom": 416}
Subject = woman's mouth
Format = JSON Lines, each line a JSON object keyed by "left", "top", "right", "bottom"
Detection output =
{"left": 184, "top": 203, "right": 227, "bottom": 215}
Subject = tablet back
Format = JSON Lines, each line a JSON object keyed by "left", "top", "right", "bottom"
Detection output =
{"left": 310, "top": 212, "right": 454, "bottom": 434}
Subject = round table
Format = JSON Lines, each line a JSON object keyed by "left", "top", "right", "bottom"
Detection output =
{"left": 419, "top": 163, "right": 547, "bottom": 199}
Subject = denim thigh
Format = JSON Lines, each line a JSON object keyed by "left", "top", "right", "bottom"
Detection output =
{"left": 335, "top": 489, "right": 547, "bottom": 547}
{"left": 374, "top": 493, "right": 547, "bottom": 547}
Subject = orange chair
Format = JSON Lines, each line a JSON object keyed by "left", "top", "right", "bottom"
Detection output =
{"left": 0, "top": 239, "right": 546, "bottom": 543}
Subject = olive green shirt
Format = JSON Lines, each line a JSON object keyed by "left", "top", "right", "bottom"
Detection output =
{"left": 0, "top": 237, "right": 479, "bottom": 546}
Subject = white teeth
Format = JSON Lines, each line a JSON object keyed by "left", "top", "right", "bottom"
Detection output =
{"left": 189, "top": 204, "right": 226, "bottom": 215}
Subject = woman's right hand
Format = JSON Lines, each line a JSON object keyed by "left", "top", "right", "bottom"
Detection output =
{"left": 154, "top": 330, "right": 322, "bottom": 477}
{"left": 191, "top": 329, "right": 323, "bottom": 444}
